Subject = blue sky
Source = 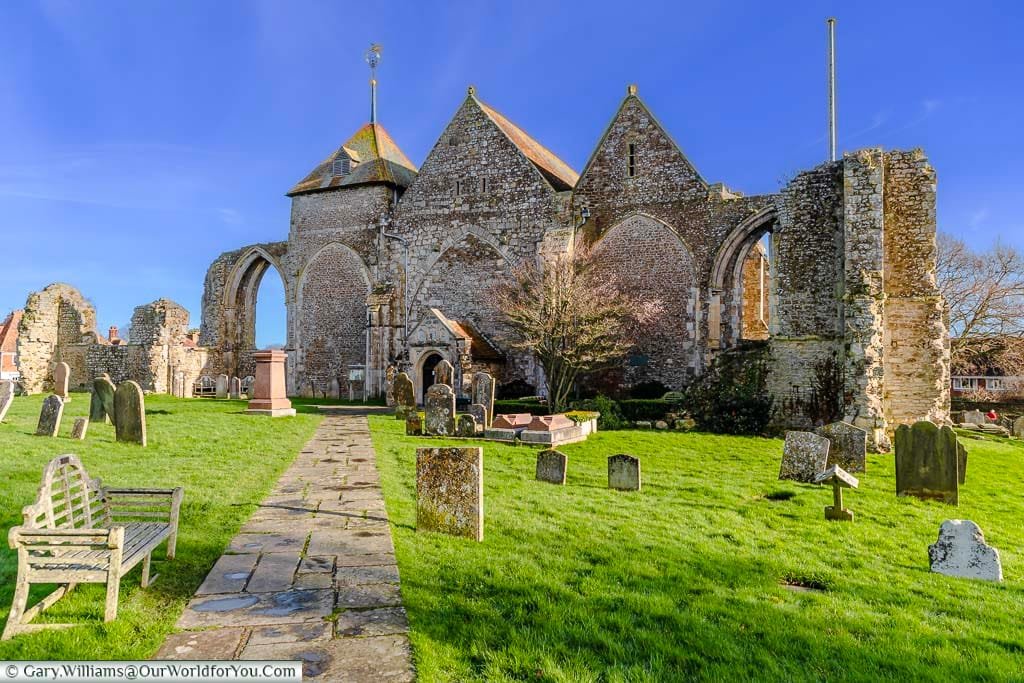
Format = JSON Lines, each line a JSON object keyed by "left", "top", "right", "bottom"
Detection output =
{"left": 1, "top": 1, "right": 1021, "bottom": 347}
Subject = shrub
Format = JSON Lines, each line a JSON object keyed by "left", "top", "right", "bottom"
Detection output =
{"left": 618, "top": 399, "right": 675, "bottom": 422}
{"left": 572, "top": 395, "right": 626, "bottom": 430}
{"left": 685, "top": 342, "right": 774, "bottom": 435}
{"left": 494, "top": 400, "right": 550, "bottom": 416}
{"left": 565, "top": 410, "right": 600, "bottom": 424}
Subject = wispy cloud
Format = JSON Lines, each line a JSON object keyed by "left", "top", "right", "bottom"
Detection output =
{"left": 218, "top": 208, "right": 243, "bottom": 225}
{"left": 969, "top": 207, "right": 990, "bottom": 229}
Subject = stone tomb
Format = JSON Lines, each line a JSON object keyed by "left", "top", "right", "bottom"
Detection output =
{"left": 470, "top": 372, "right": 495, "bottom": 427}
{"left": 1013, "top": 416, "right": 1024, "bottom": 439}
{"left": 814, "top": 421, "right": 867, "bottom": 473}
{"left": 216, "top": 373, "right": 229, "bottom": 399}
{"left": 114, "top": 380, "right": 147, "bottom": 446}
{"left": 53, "top": 361, "right": 70, "bottom": 400}
{"left": 535, "top": 449, "right": 568, "bottom": 485}
{"left": 520, "top": 414, "right": 584, "bottom": 446}
{"left": 71, "top": 417, "right": 89, "bottom": 440}
{"left": 416, "top": 447, "right": 483, "bottom": 541}
{"left": 433, "top": 359, "right": 455, "bottom": 388}
{"left": 895, "top": 421, "right": 960, "bottom": 505}
{"left": 35, "top": 394, "right": 64, "bottom": 436}
{"left": 814, "top": 465, "right": 858, "bottom": 521}
{"left": 491, "top": 414, "right": 533, "bottom": 431}
{"left": 778, "top": 431, "right": 830, "bottom": 483}
{"left": 230, "top": 376, "right": 242, "bottom": 399}
{"left": 392, "top": 372, "right": 416, "bottom": 420}
{"left": 608, "top": 454, "right": 641, "bottom": 491}
{"left": 90, "top": 377, "right": 117, "bottom": 426}
{"left": 424, "top": 384, "right": 456, "bottom": 436}
{"left": 928, "top": 520, "right": 1002, "bottom": 581}
{"left": 962, "top": 410, "right": 986, "bottom": 426}
{"left": 0, "top": 379, "right": 14, "bottom": 422}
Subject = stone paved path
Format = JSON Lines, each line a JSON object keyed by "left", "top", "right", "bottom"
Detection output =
{"left": 155, "top": 411, "right": 415, "bottom": 682}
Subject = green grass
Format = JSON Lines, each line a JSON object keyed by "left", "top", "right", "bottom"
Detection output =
{"left": 369, "top": 417, "right": 1024, "bottom": 681}
{"left": 0, "top": 392, "right": 321, "bottom": 660}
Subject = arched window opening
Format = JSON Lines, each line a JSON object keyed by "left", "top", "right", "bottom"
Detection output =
{"left": 254, "top": 264, "right": 287, "bottom": 350}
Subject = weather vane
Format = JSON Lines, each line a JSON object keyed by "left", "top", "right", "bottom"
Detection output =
{"left": 366, "top": 43, "right": 382, "bottom": 124}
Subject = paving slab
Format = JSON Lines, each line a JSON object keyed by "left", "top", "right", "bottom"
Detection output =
{"left": 239, "top": 636, "right": 415, "bottom": 682}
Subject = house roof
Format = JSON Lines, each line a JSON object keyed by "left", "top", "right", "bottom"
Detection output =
{"left": 473, "top": 96, "right": 579, "bottom": 192}
{"left": 0, "top": 310, "right": 22, "bottom": 354}
{"left": 287, "top": 123, "right": 418, "bottom": 196}
{"left": 429, "top": 308, "right": 504, "bottom": 362}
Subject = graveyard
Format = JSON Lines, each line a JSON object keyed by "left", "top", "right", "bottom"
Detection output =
{"left": 1, "top": 381, "right": 1023, "bottom": 675}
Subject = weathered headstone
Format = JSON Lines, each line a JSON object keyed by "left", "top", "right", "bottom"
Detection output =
{"left": 35, "top": 394, "right": 64, "bottom": 436}
{"left": 90, "top": 377, "right": 117, "bottom": 426}
{"left": 434, "top": 359, "right": 455, "bottom": 388}
{"left": 71, "top": 417, "right": 89, "bottom": 440}
{"left": 467, "top": 403, "right": 487, "bottom": 428}
{"left": 957, "top": 441, "right": 968, "bottom": 485}
{"left": 815, "top": 421, "right": 867, "bottom": 473}
{"left": 608, "top": 454, "right": 641, "bottom": 491}
{"left": 928, "top": 520, "right": 1002, "bottom": 581}
{"left": 536, "top": 449, "right": 568, "bottom": 485}
{"left": 53, "top": 362, "right": 70, "bottom": 401}
{"left": 895, "top": 421, "right": 959, "bottom": 505}
{"left": 814, "top": 464, "right": 858, "bottom": 521}
{"left": 779, "top": 431, "right": 830, "bottom": 483}
{"left": 215, "top": 374, "right": 229, "bottom": 399}
{"left": 406, "top": 412, "right": 423, "bottom": 436}
{"left": 416, "top": 447, "right": 483, "bottom": 541}
{"left": 171, "top": 372, "right": 182, "bottom": 399}
{"left": 176, "top": 371, "right": 187, "bottom": 398}
{"left": 229, "top": 376, "right": 242, "bottom": 400}
{"left": 470, "top": 372, "right": 495, "bottom": 427}
{"left": 424, "top": 384, "right": 456, "bottom": 436}
{"left": 114, "top": 380, "right": 147, "bottom": 446}
{"left": 456, "top": 413, "right": 477, "bottom": 437}
{"left": 1013, "top": 416, "right": 1024, "bottom": 438}
{"left": 99, "top": 372, "right": 112, "bottom": 382}
{"left": 0, "top": 379, "right": 14, "bottom": 422}
{"left": 393, "top": 372, "right": 415, "bottom": 419}
{"left": 328, "top": 377, "right": 340, "bottom": 400}
{"left": 963, "top": 409, "right": 985, "bottom": 425}
{"left": 384, "top": 366, "right": 397, "bottom": 407}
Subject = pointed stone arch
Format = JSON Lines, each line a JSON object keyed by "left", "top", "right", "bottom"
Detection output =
{"left": 709, "top": 208, "right": 778, "bottom": 347}
{"left": 219, "top": 245, "right": 290, "bottom": 378}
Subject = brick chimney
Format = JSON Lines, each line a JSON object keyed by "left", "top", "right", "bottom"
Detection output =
{"left": 108, "top": 326, "right": 119, "bottom": 342}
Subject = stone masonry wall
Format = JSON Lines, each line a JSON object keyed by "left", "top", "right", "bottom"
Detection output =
{"left": 17, "top": 283, "right": 96, "bottom": 393}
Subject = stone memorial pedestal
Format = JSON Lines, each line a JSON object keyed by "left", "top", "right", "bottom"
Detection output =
{"left": 245, "top": 350, "right": 296, "bottom": 417}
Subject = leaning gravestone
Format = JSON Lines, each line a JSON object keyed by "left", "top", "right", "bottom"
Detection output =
{"left": 0, "top": 379, "right": 14, "bottom": 422}
{"left": 424, "top": 384, "right": 456, "bottom": 436}
{"left": 215, "top": 374, "right": 229, "bottom": 399}
{"left": 53, "top": 362, "right": 70, "bottom": 401}
{"left": 35, "top": 395, "right": 64, "bottom": 436}
{"left": 229, "top": 376, "right": 242, "bottom": 400}
{"left": 385, "top": 366, "right": 397, "bottom": 406}
{"left": 170, "top": 372, "right": 182, "bottom": 399}
{"left": 416, "top": 447, "right": 483, "bottom": 541}
{"left": 957, "top": 441, "right": 968, "bottom": 485}
{"left": 963, "top": 409, "right": 986, "bottom": 425}
{"left": 895, "top": 421, "right": 959, "bottom": 505}
{"left": 1013, "top": 416, "right": 1024, "bottom": 438}
{"left": 90, "top": 377, "right": 117, "bottom": 426}
{"left": 779, "top": 431, "right": 830, "bottom": 483}
{"left": 456, "top": 414, "right": 477, "bottom": 437}
{"left": 393, "top": 372, "right": 416, "bottom": 420}
{"left": 71, "top": 418, "right": 89, "bottom": 440}
{"left": 928, "top": 520, "right": 1002, "bottom": 581}
{"left": 114, "top": 381, "right": 147, "bottom": 446}
{"left": 406, "top": 412, "right": 423, "bottom": 436}
{"left": 536, "top": 449, "right": 568, "bottom": 485}
{"left": 434, "top": 359, "right": 455, "bottom": 388}
{"left": 471, "top": 372, "right": 495, "bottom": 427}
{"left": 608, "top": 454, "right": 641, "bottom": 491}
{"left": 815, "top": 421, "right": 867, "bottom": 473}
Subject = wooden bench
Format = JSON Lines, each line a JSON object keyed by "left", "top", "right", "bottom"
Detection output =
{"left": 3, "top": 454, "right": 183, "bottom": 640}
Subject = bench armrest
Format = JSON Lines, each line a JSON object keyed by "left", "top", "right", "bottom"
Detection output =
{"left": 9, "top": 525, "right": 124, "bottom": 551}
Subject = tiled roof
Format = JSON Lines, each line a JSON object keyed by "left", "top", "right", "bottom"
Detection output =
{"left": 0, "top": 310, "right": 22, "bottom": 354}
{"left": 474, "top": 97, "right": 579, "bottom": 191}
{"left": 287, "top": 123, "right": 418, "bottom": 196}
{"left": 430, "top": 308, "right": 505, "bottom": 362}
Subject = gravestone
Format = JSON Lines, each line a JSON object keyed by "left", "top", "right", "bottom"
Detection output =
{"left": 424, "top": 384, "right": 456, "bottom": 436}
{"left": 957, "top": 441, "right": 968, "bottom": 485}
{"left": 962, "top": 409, "right": 985, "bottom": 425}
{"left": 434, "top": 359, "right": 455, "bottom": 388}
{"left": 815, "top": 421, "right": 867, "bottom": 473}
{"left": 779, "top": 431, "right": 830, "bottom": 483}
{"left": 470, "top": 372, "right": 495, "bottom": 427}
{"left": 176, "top": 371, "right": 186, "bottom": 398}
{"left": 406, "top": 412, "right": 423, "bottom": 436}
{"left": 328, "top": 377, "right": 340, "bottom": 400}
{"left": 215, "top": 374, "right": 229, "bottom": 399}
{"left": 71, "top": 418, "right": 89, "bottom": 440}
{"left": 814, "top": 464, "right": 858, "bottom": 521}
{"left": 114, "top": 380, "right": 147, "bottom": 446}
{"left": 456, "top": 413, "right": 477, "bottom": 437}
{"left": 384, "top": 366, "right": 397, "bottom": 406}
{"left": 928, "top": 520, "right": 1002, "bottom": 581}
{"left": 171, "top": 372, "right": 182, "bottom": 399}
{"left": 416, "top": 447, "right": 483, "bottom": 541}
{"left": 467, "top": 404, "right": 487, "bottom": 428}
{"left": 100, "top": 372, "right": 112, "bottom": 382}
{"left": 53, "top": 362, "right": 70, "bottom": 400}
{"left": 1013, "top": 416, "right": 1024, "bottom": 438}
{"left": 0, "top": 379, "right": 14, "bottom": 422}
{"left": 895, "top": 421, "right": 959, "bottom": 505}
{"left": 536, "top": 449, "right": 568, "bottom": 485}
{"left": 392, "top": 372, "right": 416, "bottom": 420}
{"left": 90, "top": 377, "right": 117, "bottom": 425}
{"left": 229, "top": 376, "right": 242, "bottom": 400}
{"left": 608, "top": 454, "right": 641, "bottom": 491}
{"left": 35, "top": 395, "right": 64, "bottom": 436}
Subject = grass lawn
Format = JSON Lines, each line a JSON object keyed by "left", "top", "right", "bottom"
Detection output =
{"left": 369, "top": 417, "right": 1024, "bottom": 681}
{"left": 0, "top": 392, "right": 321, "bottom": 660}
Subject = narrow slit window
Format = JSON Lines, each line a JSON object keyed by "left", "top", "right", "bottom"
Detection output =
{"left": 455, "top": 180, "right": 462, "bottom": 196}
{"left": 481, "top": 177, "right": 488, "bottom": 193}
{"left": 627, "top": 143, "right": 637, "bottom": 177}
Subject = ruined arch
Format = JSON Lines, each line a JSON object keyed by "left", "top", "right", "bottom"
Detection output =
{"left": 222, "top": 246, "right": 290, "bottom": 378}
{"left": 296, "top": 242, "right": 371, "bottom": 390}
{"left": 710, "top": 208, "right": 778, "bottom": 348}
{"left": 592, "top": 213, "right": 697, "bottom": 389}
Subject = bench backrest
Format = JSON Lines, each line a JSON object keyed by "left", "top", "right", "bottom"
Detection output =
{"left": 23, "top": 454, "right": 110, "bottom": 530}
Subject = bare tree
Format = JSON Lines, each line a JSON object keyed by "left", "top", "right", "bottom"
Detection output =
{"left": 936, "top": 232, "right": 1024, "bottom": 373}
{"left": 491, "top": 249, "right": 661, "bottom": 413}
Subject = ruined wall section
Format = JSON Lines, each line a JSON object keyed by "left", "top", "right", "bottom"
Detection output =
{"left": 17, "top": 283, "right": 96, "bottom": 393}
{"left": 882, "top": 150, "right": 949, "bottom": 426}
{"left": 740, "top": 243, "right": 770, "bottom": 341}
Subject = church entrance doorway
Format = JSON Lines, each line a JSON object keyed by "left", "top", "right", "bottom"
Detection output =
{"left": 421, "top": 352, "right": 443, "bottom": 399}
